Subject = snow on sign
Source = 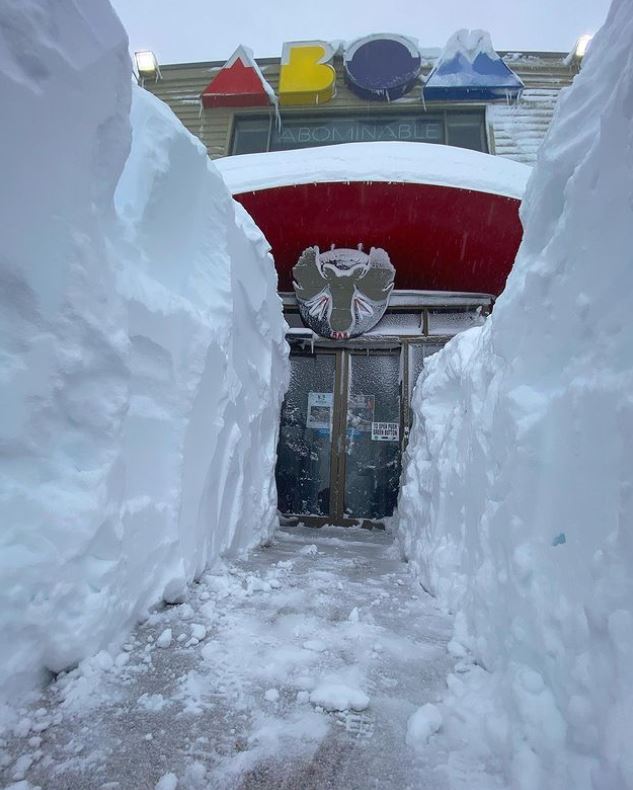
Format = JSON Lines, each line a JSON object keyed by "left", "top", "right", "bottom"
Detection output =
{"left": 307, "top": 392, "right": 333, "bottom": 429}
{"left": 423, "top": 29, "right": 524, "bottom": 101}
{"left": 343, "top": 34, "right": 422, "bottom": 101}
{"left": 201, "top": 46, "right": 275, "bottom": 108}
{"left": 371, "top": 422, "right": 400, "bottom": 442}
{"left": 293, "top": 246, "right": 395, "bottom": 339}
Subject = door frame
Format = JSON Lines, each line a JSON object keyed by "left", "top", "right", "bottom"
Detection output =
{"left": 283, "top": 342, "right": 404, "bottom": 525}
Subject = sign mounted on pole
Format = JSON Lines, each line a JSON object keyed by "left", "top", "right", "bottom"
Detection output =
{"left": 343, "top": 34, "right": 422, "bottom": 101}
{"left": 279, "top": 41, "right": 336, "bottom": 106}
{"left": 201, "top": 46, "right": 274, "bottom": 108}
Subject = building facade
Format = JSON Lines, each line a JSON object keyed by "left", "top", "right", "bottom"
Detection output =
{"left": 141, "top": 43, "right": 575, "bottom": 166}
{"left": 140, "top": 35, "right": 577, "bottom": 526}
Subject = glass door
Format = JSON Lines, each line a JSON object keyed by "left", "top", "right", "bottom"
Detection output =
{"left": 342, "top": 351, "right": 402, "bottom": 520}
{"left": 276, "top": 347, "right": 402, "bottom": 523}
{"left": 276, "top": 352, "right": 337, "bottom": 516}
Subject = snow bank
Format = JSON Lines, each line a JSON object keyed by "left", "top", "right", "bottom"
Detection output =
{"left": 398, "top": 1, "right": 633, "bottom": 787}
{"left": 215, "top": 142, "right": 529, "bottom": 200}
{"left": 0, "top": 0, "right": 287, "bottom": 700}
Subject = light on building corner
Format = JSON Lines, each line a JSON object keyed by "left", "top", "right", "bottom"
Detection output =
{"left": 134, "top": 50, "right": 159, "bottom": 78}
{"left": 574, "top": 34, "right": 593, "bottom": 59}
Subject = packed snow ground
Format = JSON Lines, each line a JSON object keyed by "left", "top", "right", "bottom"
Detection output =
{"left": 0, "top": 526, "right": 506, "bottom": 790}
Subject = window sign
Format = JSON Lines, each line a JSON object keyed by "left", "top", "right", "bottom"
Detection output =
{"left": 371, "top": 422, "right": 400, "bottom": 442}
{"left": 271, "top": 115, "right": 443, "bottom": 150}
{"left": 307, "top": 392, "right": 333, "bottom": 430}
{"left": 231, "top": 111, "right": 487, "bottom": 156}
{"left": 347, "top": 395, "right": 375, "bottom": 433}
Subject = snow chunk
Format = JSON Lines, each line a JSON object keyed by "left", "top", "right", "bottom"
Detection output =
{"left": 190, "top": 624, "right": 206, "bottom": 641}
{"left": 264, "top": 688, "right": 280, "bottom": 702}
{"left": 156, "top": 629, "right": 172, "bottom": 649}
{"left": 155, "top": 773, "right": 178, "bottom": 790}
{"left": 406, "top": 704, "right": 443, "bottom": 746}
{"left": 163, "top": 578, "right": 187, "bottom": 605}
{"left": 309, "top": 682, "right": 369, "bottom": 712}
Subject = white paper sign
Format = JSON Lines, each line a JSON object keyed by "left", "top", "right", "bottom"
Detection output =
{"left": 371, "top": 421, "right": 400, "bottom": 442}
{"left": 307, "top": 392, "right": 333, "bottom": 429}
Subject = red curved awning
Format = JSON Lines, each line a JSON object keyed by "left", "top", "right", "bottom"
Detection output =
{"left": 218, "top": 143, "right": 528, "bottom": 296}
{"left": 234, "top": 181, "right": 523, "bottom": 295}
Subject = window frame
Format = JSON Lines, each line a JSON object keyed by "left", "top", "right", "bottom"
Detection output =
{"left": 230, "top": 108, "right": 489, "bottom": 156}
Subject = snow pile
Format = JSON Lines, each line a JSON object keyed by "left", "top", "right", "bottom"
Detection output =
{"left": 0, "top": 0, "right": 287, "bottom": 701}
{"left": 406, "top": 703, "right": 442, "bottom": 747}
{"left": 398, "top": 1, "right": 633, "bottom": 787}
{"left": 215, "top": 141, "right": 529, "bottom": 200}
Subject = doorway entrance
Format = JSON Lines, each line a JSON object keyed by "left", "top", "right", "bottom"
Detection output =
{"left": 275, "top": 290, "right": 494, "bottom": 526}
{"left": 276, "top": 346, "right": 402, "bottom": 525}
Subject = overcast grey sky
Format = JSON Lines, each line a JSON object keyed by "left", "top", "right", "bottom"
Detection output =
{"left": 110, "top": 0, "right": 612, "bottom": 65}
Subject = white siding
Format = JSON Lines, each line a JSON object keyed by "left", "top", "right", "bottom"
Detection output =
{"left": 488, "top": 88, "right": 562, "bottom": 165}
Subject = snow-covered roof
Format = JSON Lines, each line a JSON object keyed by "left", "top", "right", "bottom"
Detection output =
{"left": 215, "top": 141, "right": 531, "bottom": 200}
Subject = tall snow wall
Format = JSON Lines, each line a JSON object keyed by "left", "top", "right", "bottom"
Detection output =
{"left": 0, "top": 0, "right": 288, "bottom": 700}
{"left": 398, "top": 1, "right": 633, "bottom": 787}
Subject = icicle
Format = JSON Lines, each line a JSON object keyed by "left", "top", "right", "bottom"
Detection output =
{"left": 420, "top": 89, "right": 427, "bottom": 112}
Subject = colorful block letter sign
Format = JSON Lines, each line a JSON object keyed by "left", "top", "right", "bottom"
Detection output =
{"left": 344, "top": 34, "right": 422, "bottom": 101}
{"left": 201, "top": 46, "right": 274, "bottom": 108}
{"left": 279, "top": 41, "right": 336, "bottom": 106}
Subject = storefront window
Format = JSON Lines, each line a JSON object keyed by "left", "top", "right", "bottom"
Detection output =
{"left": 231, "top": 117, "right": 269, "bottom": 155}
{"left": 231, "top": 110, "right": 487, "bottom": 155}
{"left": 446, "top": 112, "right": 487, "bottom": 151}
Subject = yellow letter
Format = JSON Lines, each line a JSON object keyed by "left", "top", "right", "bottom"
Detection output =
{"left": 279, "top": 41, "right": 336, "bottom": 106}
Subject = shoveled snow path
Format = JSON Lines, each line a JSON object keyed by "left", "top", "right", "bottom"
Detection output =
{"left": 0, "top": 526, "right": 505, "bottom": 789}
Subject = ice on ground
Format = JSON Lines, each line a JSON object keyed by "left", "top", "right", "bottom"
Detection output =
{"left": 0, "top": 0, "right": 288, "bottom": 702}
{"left": 302, "top": 639, "right": 327, "bottom": 653}
{"left": 398, "top": 1, "right": 632, "bottom": 787}
{"left": 406, "top": 704, "right": 443, "bottom": 747}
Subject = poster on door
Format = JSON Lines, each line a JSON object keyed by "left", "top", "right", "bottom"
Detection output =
{"left": 307, "top": 392, "right": 333, "bottom": 430}
{"left": 371, "top": 421, "right": 400, "bottom": 442}
{"left": 347, "top": 394, "right": 375, "bottom": 432}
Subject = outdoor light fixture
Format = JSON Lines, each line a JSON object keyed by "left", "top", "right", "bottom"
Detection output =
{"left": 134, "top": 50, "right": 159, "bottom": 78}
{"left": 574, "top": 34, "right": 593, "bottom": 59}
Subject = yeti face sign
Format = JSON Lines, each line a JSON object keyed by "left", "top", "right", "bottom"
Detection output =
{"left": 292, "top": 247, "right": 395, "bottom": 339}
